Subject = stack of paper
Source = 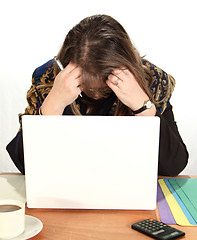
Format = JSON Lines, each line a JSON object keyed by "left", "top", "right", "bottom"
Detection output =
{"left": 157, "top": 178, "right": 197, "bottom": 226}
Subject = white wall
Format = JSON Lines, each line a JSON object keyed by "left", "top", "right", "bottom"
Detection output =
{"left": 1, "top": 0, "right": 196, "bottom": 174}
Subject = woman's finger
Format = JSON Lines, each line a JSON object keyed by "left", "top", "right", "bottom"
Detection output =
{"left": 106, "top": 79, "right": 120, "bottom": 95}
{"left": 108, "top": 74, "right": 122, "bottom": 87}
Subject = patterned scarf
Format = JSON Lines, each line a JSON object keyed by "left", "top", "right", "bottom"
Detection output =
{"left": 19, "top": 58, "right": 175, "bottom": 123}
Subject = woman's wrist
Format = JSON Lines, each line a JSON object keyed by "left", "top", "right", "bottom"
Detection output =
{"left": 134, "top": 103, "right": 156, "bottom": 116}
{"left": 41, "top": 104, "right": 65, "bottom": 115}
{"left": 40, "top": 95, "right": 66, "bottom": 115}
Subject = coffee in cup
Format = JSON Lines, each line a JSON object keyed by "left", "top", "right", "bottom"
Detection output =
{"left": 0, "top": 200, "right": 25, "bottom": 239}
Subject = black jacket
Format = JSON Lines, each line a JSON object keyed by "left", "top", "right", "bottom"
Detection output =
{"left": 6, "top": 59, "right": 189, "bottom": 176}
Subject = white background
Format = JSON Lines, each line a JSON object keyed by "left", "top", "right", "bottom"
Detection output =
{"left": 0, "top": 0, "right": 196, "bottom": 174}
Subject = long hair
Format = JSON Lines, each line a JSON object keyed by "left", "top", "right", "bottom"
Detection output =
{"left": 56, "top": 14, "right": 153, "bottom": 115}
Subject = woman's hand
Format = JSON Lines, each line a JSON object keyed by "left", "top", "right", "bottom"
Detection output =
{"left": 106, "top": 68, "right": 156, "bottom": 116}
{"left": 41, "top": 62, "right": 82, "bottom": 115}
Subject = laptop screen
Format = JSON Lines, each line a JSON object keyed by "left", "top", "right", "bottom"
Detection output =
{"left": 22, "top": 115, "right": 160, "bottom": 209}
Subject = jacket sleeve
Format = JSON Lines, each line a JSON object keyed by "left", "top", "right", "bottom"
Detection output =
{"left": 156, "top": 103, "right": 188, "bottom": 176}
{"left": 142, "top": 59, "right": 188, "bottom": 176}
{"left": 6, "top": 76, "right": 40, "bottom": 175}
{"left": 6, "top": 60, "right": 55, "bottom": 174}
{"left": 6, "top": 131, "right": 25, "bottom": 174}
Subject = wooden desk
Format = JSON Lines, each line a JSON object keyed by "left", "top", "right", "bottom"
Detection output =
{"left": 26, "top": 205, "right": 196, "bottom": 240}
{"left": 25, "top": 175, "right": 196, "bottom": 240}
{"left": 1, "top": 174, "right": 196, "bottom": 239}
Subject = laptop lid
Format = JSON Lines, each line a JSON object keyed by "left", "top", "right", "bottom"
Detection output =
{"left": 22, "top": 115, "right": 160, "bottom": 210}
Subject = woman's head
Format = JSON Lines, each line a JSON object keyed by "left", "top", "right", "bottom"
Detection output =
{"left": 57, "top": 14, "right": 150, "bottom": 100}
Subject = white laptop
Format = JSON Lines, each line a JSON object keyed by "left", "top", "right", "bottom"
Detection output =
{"left": 22, "top": 115, "right": 160, "bottom": 210}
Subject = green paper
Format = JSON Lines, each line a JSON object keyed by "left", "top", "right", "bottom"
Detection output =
{"left": 169, "top": 178, "right": 197, "bottom": 222}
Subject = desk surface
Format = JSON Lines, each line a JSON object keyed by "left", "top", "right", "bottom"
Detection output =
{"left": 2, "top": 174, "right": 197, "bottom": 239}
{"left": 25, "top": 202, "right": 195, "bottom": 240}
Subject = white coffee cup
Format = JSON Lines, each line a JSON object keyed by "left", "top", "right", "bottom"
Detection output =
{"left": 0, "top": 199, "right": 25, "bottom": 239}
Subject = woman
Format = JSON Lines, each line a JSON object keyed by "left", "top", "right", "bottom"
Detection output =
{"left": 7, "top": 14, "right": 188, "bottom": 176}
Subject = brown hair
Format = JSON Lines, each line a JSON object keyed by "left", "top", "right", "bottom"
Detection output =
{"left": 56, "top": 14, "right": 152, "bottom": 115}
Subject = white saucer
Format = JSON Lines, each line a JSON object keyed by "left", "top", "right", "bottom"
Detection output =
{"left": 9, "top": 215, "right": 43, "bottom": 240}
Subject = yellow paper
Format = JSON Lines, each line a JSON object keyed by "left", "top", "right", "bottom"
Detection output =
{"left": 158, "top": 179, "right": 193, "bottom": 226}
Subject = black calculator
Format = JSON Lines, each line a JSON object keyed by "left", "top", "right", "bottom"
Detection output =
{"left": 131, "top": 218, "right": 185, "bottom": 239}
